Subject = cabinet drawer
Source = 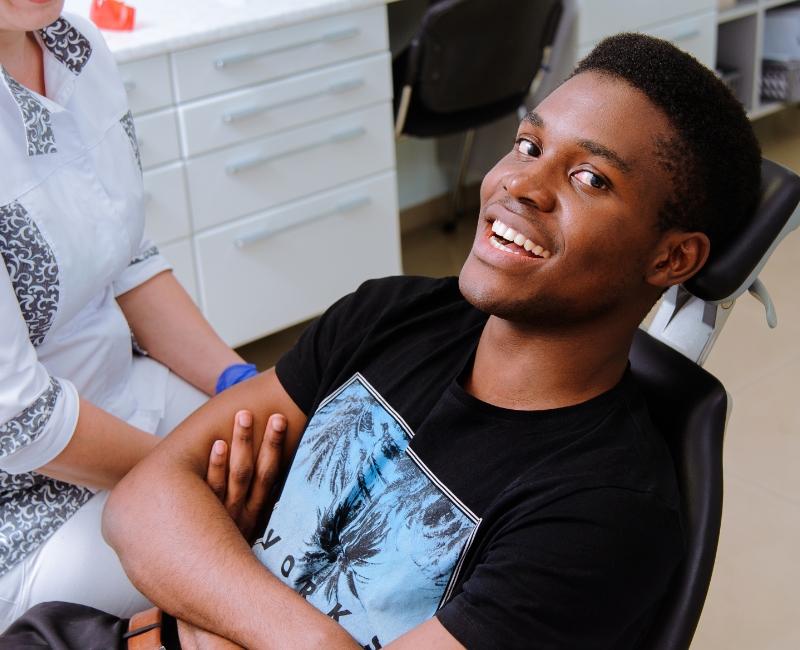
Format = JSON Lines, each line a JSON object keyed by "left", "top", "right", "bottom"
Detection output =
{"left": 159, "top": 238, "right": 199, "bottom": 305}
{"left": 117, "top": 55, "right": 173, "bottom": 116}
{"left": 178, "top": 52, "right": 392, "bottom": 157}
{"left": 186, "top": 102, "right": 395, "bottom": 231}
{"left": 577, "top": 0, "right": 715, "bottom": 46}
{"left": 170, "top": 5, "right": 388, "bottom": 103}
{"left": 134, "top": 109, "right": 181, "bottom": 170}
{"left": 645, "top": 11, "right": 716, "bottom": 70}
{"left": 143, "top": 163, "right": 191, "bottom": 245}
{"left": 195, "top": 171, "right": 401, "bottom": 346}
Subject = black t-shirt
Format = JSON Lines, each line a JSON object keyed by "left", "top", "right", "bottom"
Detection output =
{"left": 264, "top": 276, "right": 685, "bottom": 650}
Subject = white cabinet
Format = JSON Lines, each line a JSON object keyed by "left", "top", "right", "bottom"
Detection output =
{"left": 135, "top": 108, "right": 181, "bottom": 170}
{"left": 126, "top": 4, "right": 400, "bottom": 346}
{"left": 117, "top": 55, "right": 173, "bottom": 116}
{"left": 178, "top": 52, "right": 392, "bottom": 157}
{"left": 143, "top": 162, "right": 191, "bottom": 245}
{"left": 195, "top": 171, "right": 400, "bottom": 345}
{"left": 185, "top": 103, "right": 395, "bottom": 230}
{"left": 170, "top": 5, "right": 388, "bottom": 102}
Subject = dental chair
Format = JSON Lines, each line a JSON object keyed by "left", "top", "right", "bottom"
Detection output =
{"left": 630, "top": 158, "right": 800, "bottom": 650}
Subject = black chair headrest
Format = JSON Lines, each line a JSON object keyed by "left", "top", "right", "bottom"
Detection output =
{"left": 685, "top": 158, "right": 800, "bottom": 303}
{"left": 413, "top": 0, "right": 563, "bottom": 114}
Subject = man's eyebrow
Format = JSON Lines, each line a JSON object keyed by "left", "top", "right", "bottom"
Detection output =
{"left": 523, "top": 111, "right": 544, "bottom": 128}
{"left": 578, "top": 140, "right": 632, "bottom": 174}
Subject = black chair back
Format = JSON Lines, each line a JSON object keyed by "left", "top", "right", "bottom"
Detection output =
{"left": 394, "top": 0, "right": 562, "bottom": 137}
{"left": 632, "top": 158, "right": 800, "bottom": 649}
{"left": 629, "top": 329, "right": 727, "bottom": 650}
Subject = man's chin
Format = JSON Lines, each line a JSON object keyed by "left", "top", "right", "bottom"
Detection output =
{"left": 458, "top": 271, "right": 621, "bottom": 329}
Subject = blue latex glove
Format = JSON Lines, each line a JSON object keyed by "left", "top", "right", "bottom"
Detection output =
{"left": 216, "top": 363, "right": 259, "bottom": 394}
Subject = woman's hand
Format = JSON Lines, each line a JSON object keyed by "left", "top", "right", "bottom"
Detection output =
{"left": 205, "top": 410, "right": 286, "bottom": 543}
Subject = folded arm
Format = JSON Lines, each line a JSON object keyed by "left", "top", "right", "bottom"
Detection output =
{"left": 104, "top": 368, "right": 464, "bottom": 650}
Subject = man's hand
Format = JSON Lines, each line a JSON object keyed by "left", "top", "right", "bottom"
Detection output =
{"left": 205, "top": 411, "right": 286, "bottom": 544}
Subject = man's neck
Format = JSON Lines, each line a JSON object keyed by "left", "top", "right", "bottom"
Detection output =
{"left": 462, "top": 314, "right": 636, "bottom": 411}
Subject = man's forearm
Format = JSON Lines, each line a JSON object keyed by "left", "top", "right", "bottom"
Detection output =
{"left": 101, "top": 370, "right": 358, "bottom": 649}
{"left": 108, "top": 464, "right": 360, "bottom": 650}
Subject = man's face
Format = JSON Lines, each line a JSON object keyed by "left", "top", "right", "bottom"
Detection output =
{"left": 459, "top": 71, "right": 676, "bottom": 326}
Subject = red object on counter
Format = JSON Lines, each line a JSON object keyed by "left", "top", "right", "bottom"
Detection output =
{"left": 90, "top": 0, "right": 136, "bottom": 31}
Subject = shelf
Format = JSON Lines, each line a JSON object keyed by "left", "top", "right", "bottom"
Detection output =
{"left": 749, "top": 100, "right": 797, "bottom": 119}
{"left": 718, "top": 3, "right": 759, "bottom": 24}
{"left": 762, "top": 0, "right": 800, "bottom": 11}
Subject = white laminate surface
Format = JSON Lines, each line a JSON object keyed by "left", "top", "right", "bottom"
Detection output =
{"left": 63, "top": 0, "right": 392, "bottom": 63}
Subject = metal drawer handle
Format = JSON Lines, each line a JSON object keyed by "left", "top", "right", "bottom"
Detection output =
{"left": 670, "top": 28, "right": 700, "bottom": 43}
{"left": 221, "top": 77, "right": 364, "bottom": 124}
{"left": 234, "top": 195, "right": 370, "bottom": 248}
{"left": 225, "top": 126, "right": 366, "bottom": 175}
{"left": 123, "top": 80, "right": 136, "bottom": 93}
{"left": 214, "top": 27, "right": 360, "bottom": 69}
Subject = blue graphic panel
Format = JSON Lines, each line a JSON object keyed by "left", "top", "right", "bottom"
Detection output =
{"left": 253, "top": 375, "right": 477, "bottom": 648}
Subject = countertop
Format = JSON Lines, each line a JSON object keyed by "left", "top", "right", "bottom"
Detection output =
{"left": 62, "top": 0, "right": 391, "bottom": 63}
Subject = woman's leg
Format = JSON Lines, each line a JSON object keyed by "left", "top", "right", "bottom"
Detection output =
{"left": 0, "top": 491, "right": 150, "bottom": 633}
{"left": 0, "top": 369, "right": 209, "bottom": 632}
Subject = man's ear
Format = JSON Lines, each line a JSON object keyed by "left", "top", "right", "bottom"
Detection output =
{"left": 645, "top": 230, "right": 711, "bottom": 289}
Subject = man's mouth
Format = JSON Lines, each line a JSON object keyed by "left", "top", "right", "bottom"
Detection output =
{"left": 488, "top": 220, "right": 551, "bottom": 259}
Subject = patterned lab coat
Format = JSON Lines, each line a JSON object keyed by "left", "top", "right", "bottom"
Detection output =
{"left": 0, "top": 15, "right": 171, "bottom": 577}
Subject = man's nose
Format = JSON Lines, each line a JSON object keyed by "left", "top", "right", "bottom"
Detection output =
{"left": 503, "top": 162, "right": 557, "bottom": 213}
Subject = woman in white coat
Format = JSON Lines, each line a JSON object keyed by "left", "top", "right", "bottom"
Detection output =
{"left": 0, "top": 0, "right": 260, "bottom": 630}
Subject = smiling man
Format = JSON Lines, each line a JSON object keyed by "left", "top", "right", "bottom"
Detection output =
{"left": 1, "top": 33, "right": 762, "bottom": 650}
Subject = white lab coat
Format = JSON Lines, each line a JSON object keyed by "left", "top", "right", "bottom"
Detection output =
{"left": 0, "top": 14, "right": 175, "bottom": 579}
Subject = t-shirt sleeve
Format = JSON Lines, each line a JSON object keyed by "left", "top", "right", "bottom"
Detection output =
{"left": 275, "top": 289, "right": 363, "bottom": 415}
{"left": 436, "top": 487, "right": 685, "bottom": 650}
{"left": 276, "top": 277, "right": 422, "bottom": 414}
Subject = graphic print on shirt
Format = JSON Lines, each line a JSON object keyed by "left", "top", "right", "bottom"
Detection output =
{"left": 39, "top": 17, "right": 92, "bottom": 75}
{"left": 253, "top": 374, "right": 479, "bottom": 648}
{"left": 0, "top": 68, "right": 57, "bottom": 156}
{"left": 0, "top": 201, "right": 60, "bottom": 345}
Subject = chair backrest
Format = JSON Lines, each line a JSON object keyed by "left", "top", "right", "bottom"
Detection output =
{"left": 632, "top": 158, "right": 800, "bottom": 649}
{"left": 629, "top": 329, "right": 727, "bottom": 650}
{"left": 686, "top": 158, "right": 800, "bottom": 302}
{"left": 412, "top": 0, "right": 562, "bottom": 114}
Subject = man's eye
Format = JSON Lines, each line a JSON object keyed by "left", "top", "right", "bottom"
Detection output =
{"left": 574, "top": 170, "right": 606, "bottom": 189}
{"left": 516, "top": 139, "right": 541, "bottom": 157}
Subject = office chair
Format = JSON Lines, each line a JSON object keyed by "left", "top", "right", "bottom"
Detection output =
{"left": 392, "top": 0, "right": 563, "bottom": 227}
{"left": 630, "top": 158, "right": 800, "bottom": 650}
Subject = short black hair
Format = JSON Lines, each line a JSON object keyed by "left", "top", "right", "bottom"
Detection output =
{"left": 571, "top": 33, "right": 761, "bottom": 248}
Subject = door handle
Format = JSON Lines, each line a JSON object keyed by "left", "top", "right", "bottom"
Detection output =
{"left": 225, "top": 126, "right": 365, "bottom": 175}
{"left": 214, "top": 27, "right": 360, "bottom": 69}
{"left": 234, "top": 196, "right": 370, "bottom": 247}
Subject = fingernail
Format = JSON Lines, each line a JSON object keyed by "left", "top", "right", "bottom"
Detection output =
{"left": 238, "top": 411, "right": 252, "bottom": 427}
{"left": 273, "top": 414, "right": 286, "bottom": 431}
{"left": 213, "top": 440, "right": 225, "bottom": 455}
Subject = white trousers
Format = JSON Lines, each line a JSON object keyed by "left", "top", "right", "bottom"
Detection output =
{"left": 0, "top": 364, "right": 208, "bottom": 632}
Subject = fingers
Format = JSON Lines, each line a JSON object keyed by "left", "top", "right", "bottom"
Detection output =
{"left": 223, "top": 410, "right": 255, "bottom": 523}
{"left": 239, "top": 414, "right": 286, "bottom": 541}
{"left": 205, "top": 439, "right": 228, "bottom": 502}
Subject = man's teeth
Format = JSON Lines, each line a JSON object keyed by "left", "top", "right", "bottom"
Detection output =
{"left": 490, "top": 220, "right": 551, "bottom": 258}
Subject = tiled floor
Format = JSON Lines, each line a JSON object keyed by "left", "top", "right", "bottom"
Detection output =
{"left": 238, "top": 108, "right": 800, "bottom": 647}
